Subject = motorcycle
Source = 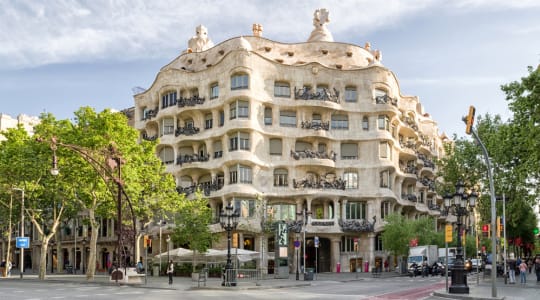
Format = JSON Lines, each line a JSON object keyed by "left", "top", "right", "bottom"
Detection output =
{"left": 408, "top": 263, "right": 421, "bottom": 277}
{"left": 431, "top": 262, "right": 445, "bottom": 276}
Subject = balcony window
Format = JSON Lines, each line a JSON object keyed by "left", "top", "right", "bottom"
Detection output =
{"left": 345, "top": 86, "right": 357, "bottom": 102}
{"left": 264, "top": 107, "right": 272, "bottom": 125}
{"left": 273, "top": 168, "right": 288, "bottom": 187}
{"left": 274, "top": 82, "right": 290, "bottom": 98}
{"left": 233, "top": 197, "right": 255, "bottom": 217}
{"left": 269, "top": 138, "right": 282, "bottom": 155}
{"left": 345, "top": 202, "right": 366, "bottom": 219}
{"left": 380, "top": 170, "right": 390, "bottom": 188}
{"left": 210, "top": 83, "right": 219, "bottom": 99}
{"left": 331, "top": 114, "right": 348, "bottom": 130}
{"left": 279, "top": 110, "right": 296, "bottom": 127}
{"left": 379, "top": 141, "right": 391, "bottom": 159}
{"left": 205, "top": 113, "right": 213, "bottom": 129}
{"left": 267, "top": 204, "right": 296, "bottom": 220}
{"left": 378, "top": 115, "right": 390, "bottom": 131}
{"left": 213, "top": 140, "right": 222, "bottom": 158}
{"left": 158, "top": 147, "right": 174, "bottom": 165}
{"left": 230, "top": 165, "right": 252, "bottom": 184}
{"left": 161, "top": 91, "right": 177, "bottom": 108}
{"left": 231, "top": 74, "right": 249, "bottom": 90}
{"left": 230, "top": 132, "right": 250, "bottom": 151}
{"left": 343, "top": 172, "right": 358, "bottom": 189}
{"left": 230, "top": 100, "right": 249, "bottom": 119}
{"left": 341, "top": 143, "right": 358, "bottom": 160}
{"left": 162, "top": 118, "right": 174, "bottom": 135}
{"left": 381, "top": 201, "right": 390, "bottom": 219}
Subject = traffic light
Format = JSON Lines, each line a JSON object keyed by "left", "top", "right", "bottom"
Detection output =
{"left": 143, "top": 235, "right": 152, "bottom": 248}
{"left": 496, "top": 217, "right": 501, "bottom": 238}
{"left": 482, "top": 224, "right": 490, "bottom": 238}
{"left": 464, "top": 105, "right": 476, "bottom": 135}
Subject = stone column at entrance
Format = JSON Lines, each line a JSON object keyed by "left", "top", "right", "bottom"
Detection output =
{"left": 330, "top": 237, "right": 340, "bottom": 272}
{"left": 368, "top": 232, "right": 376, "bottom": 272}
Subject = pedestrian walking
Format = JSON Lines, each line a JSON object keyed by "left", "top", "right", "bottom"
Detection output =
{"left": 507, "top": 256, "right": 516, "bottom": 284}
{"left": 534, "top": 256, "right": 540, "bottom": 283}
{"left": 519, "top": 259, "right": 527, "bottom": 285}
{"left": 167, "top": 260, "right": 174, "bottom": 285}
{"left": 7, "top": 260, "right": 12, "bottom": 277}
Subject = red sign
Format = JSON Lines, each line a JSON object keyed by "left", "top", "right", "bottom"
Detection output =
{"left": 409, "top": 238, "right": 418, "bottom": 247}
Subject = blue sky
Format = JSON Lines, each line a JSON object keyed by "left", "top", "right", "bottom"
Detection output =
{"left": 1, "top": 0, "right": 539, "bottom": 136}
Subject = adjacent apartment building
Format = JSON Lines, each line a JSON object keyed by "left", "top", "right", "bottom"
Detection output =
{"left": 133, "top": 9, "right": 448, "bottom": 274}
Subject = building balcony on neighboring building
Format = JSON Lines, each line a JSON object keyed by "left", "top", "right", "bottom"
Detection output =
{"left": 292, "top": 174, "right": 346, "bottom": 190}
{"left": 375, "top": 94, "right": 398, "bottom": 106}
{"left": 294, "top": 86, "right": 340, "bottom": 103}
{"left": 176, "top": 180, "right": 223, "bottom": 196}
{"left": 290, "top": 149, "right": 336, "bottom": 161}
{"left": 401, "top": 193, "right": 417, "bottom": 202}
{"left": 175, "top": 126, "right": 200, "bottom": 136}
{"left": 400, "top": 165, "right": 417, "bottom": 175}
{"left": 176, "top": 153, "right": 210, "bottom": 165}
{"left": 339, "top": 218, "right": 376, "bottom": 232}
{"left": 300, "top": 120, "right": 330, "bottom": 131}
{"left": 419, "top": 177, "right": 436, "bottom": 191}
{"left": 142, "top": 133, "right": 158, "bottom": 141}
{"left": 142, "top": 107, "right": 159, "bottom": 121}
{"left": 176, "top": 95, "right": 205, "bottom": 107}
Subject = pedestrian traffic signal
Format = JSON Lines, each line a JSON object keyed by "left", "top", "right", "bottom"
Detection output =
{"left": 464, "top": 105, "right": 476, "bottom": 135}
{"left": 482, "top": 224, "right": 490, "bottom": 238}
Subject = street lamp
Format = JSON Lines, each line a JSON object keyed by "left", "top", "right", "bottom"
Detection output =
{"left": 295, "top": 233, "right": 300, "bottom": 280}
{"left": 443, "top": 181, "right": 477, "bottom": 294}
{"left": 219, "top": 203, "right": 239, "bottom": 286}
{"left": 82, "top": 237, "right": 87, "bottom": 274}
{"left": 13, "top": 188, "right": 25, "bottom": 279}
{"left": 296, "top": 207, "right": 311, "bottom": 279}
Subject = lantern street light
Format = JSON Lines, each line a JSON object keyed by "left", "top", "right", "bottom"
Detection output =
{"left": 219, "top": 203, "right": 239, "bottom": 286}
{"left": 443, "top": 181, "right": 477, "bottom": 294}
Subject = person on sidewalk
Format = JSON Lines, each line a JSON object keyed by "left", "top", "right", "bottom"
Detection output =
{"left": 167, "top": 260, "right": 174, "bottom": 285}
{"left": 7, "top": 260, "right": 12, "bottom": 277}
{"left": 507, "top": 256, "right": 516, "bottom": 284}
{"left": 519, "top": 258, "right": 528, "bottom": 285}
{"left": 534, "top": 256, "right": 540, "bottom": 283}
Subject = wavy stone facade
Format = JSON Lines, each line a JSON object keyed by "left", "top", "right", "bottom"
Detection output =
{"left": 134, "top": 19, "right": 447, "bottom": 273}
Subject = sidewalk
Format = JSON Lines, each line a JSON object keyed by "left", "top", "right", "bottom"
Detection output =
{"left": 2, "top": 270, "right": 539, "bottom": 299}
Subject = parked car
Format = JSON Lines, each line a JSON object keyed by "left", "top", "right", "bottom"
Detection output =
{"left": 470, "top": 258, "right": 483, "bottom": 271}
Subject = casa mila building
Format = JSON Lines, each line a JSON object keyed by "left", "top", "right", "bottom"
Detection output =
{"left": 134, "top": 9, "right": 448, "bottom": 275}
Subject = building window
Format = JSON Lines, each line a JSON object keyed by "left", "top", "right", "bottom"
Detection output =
{"left": 341, "top": 237, "right": 356, "bottom": 252}
{"left": 273, "top": 168, "right": 288, "bottom": 187}
{"left": 267, "top": 204, "right": 296, "bottom": 220}
{"left": 331, "top": 114, "right": 348, "bottom": 130}
{"left": 161, "top": 91, "right": 177, "bottom": 109}
{"left": 269, "top": 138, "right": 282, "bottom": 155}
{"left": 295, "top": 141, "right": 311, "bottom": 151}
{"left": 213, "top": 140, "right": 223, "bottom": 158}
{"left": 379, "top": 141, "right": 391, "bottom": 159}
{"left": 229, "top": 132, "right": 250, "bottom": 151}
{"left": 362, "top": 116, "right": 369, "bottom": 131}
{"left": 229, "top": 165, "right": 252, "bottom": 184}
{"left": 381, "top": 201, "right": 390, "bottom": 219}
{"left": 279, "top": 110, "right": 297, "bottom": 127}
{"left": 341, "top": 143, "right": 358, "bottom": 160}
{"left": 274, "top": 82, "right": 290, "bottom": 98}
{"left": 205, "top": 113, "right": 213, "bottom": 129}
{"left": 343, "top": 172, "right": 358, "bottom": 189}
{"left": 158, "top": 147, "right": 174, "bottom": 165}
{"left": 234, "top": 197, "right": 255, "bottom": 217}
{"left": 378, "top": 115, "right": 390, "bottom": 131}
{"left": 380, "top": 170, "right": 390, "bottom": 188}
{"left": 345, "top": 86, "right": 357, "bottom": 102}
{"left": 375, "top": 234, "right": 383, "bottom": 251}
{"left": 346, "top": 202, "right": 366, "bottom": 219}
{"left": 210, "top": 83, "right": 219, "bottom": 99}
{"left": 316, "top": 85, "right": 328, "bottom": 94}
{"left": 230, "top": 100, "right": 249, "bottom": 119}
{"left": 162, "top": 118, "right": 174, "bottom": 135}
{"left": 264, "top": 107, "right": 272, "bottom": 125}
{"left": 231, "top": 74, "right": 249, "bottom": 90}
{"left": 219, "top": 110, "right": 224, "bottom": 126}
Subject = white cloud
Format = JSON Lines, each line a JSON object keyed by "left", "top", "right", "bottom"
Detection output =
{"left": 0, "top": 0, "right": 538, "bottom": 70}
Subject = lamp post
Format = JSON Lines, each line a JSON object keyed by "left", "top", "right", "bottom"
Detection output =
{"left": 82, "top": 237, "right": 87, "bottom": 274}
{"left": 296, "top": 208, "right": 310, "bottom": 279}
{"left": 295, "top": 233, "right": 300, "bottom": 280}
{"left": 13, "top": 188, "right": 25, "bottom": 279}
{"left": 219, "top": 203, "right": 239, "bottom": 286}
{"left": 444, "top": 181, "right": 477, "bottom": 294}
{"left": 166, "top": 235, "right": 171, "bottom": 264}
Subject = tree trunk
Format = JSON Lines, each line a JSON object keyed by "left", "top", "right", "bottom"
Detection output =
{"left": 38, "top": 240, "right": 49, "bottom": 280}
{"left": 87, "top": 209, "right": 99, "bottom": 280}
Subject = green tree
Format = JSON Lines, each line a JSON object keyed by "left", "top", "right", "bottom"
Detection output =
{"left": 171, "top": 190, "right": 215, "bottom": 272}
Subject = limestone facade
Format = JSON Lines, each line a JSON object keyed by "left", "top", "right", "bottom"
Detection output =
{"left": 133, "top": 18, "right": 447, "bottom": 274}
